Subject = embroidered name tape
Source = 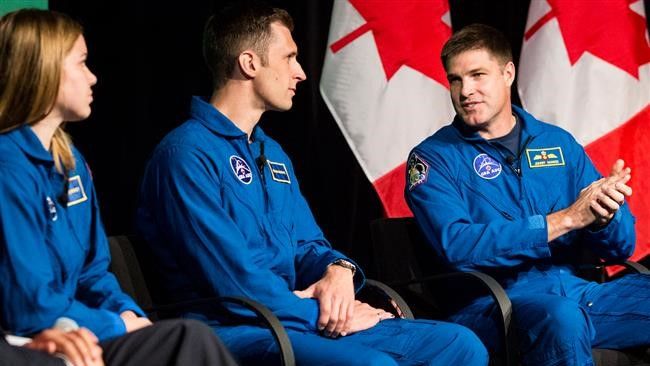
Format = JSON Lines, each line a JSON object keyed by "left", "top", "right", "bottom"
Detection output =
{"left": 526, "top": 147, "right": 565, "bottom": 168}
{"left": 67, "top": 175, "right": 88, "bottom": 206}
{"left": 267, "top": 160, "right": 291, "bottom": 184}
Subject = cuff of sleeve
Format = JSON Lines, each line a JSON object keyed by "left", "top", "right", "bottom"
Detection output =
{"left": 527, "top": 215, "right": 552, "bottom": 255}
{"left": 115, "top": 301, "right": 146, "bottom": 318}
{"left": 586, "top": 209, "right": 621, "bottom": 236}
{"left": 92, "top": 311, "right": 126, "bottom": 341}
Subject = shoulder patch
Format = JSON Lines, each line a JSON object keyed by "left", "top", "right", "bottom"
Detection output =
{"left": 67, "top": 175, "right": 88, "bottom": 206}
{"left": 267, "top": 160, "right": 291, "bottom": 184}
{"left": 473, "top": 153, "right": 502, "bottom": 180}
{"left": 407, "top": 153, "right": 429, "bottom": 190}
{"left": 229, "top": 155, "right": 253, "bottom": 184}
{"left": 526, "top": 147, "right": 565, "bottom": 168}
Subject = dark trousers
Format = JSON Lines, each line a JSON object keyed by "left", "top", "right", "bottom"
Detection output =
{"left": 0, "top": 338, "right": 64, "bottom": 366}
{"left": 102, "top": 319, "right": 238, "bottom": 366}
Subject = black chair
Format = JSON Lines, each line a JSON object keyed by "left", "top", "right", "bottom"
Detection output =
{"left": 108, "top": 235, "right": 415, "bottom": 366}
{"left": 369, "top": 217, "right": 650, "bottom": 366}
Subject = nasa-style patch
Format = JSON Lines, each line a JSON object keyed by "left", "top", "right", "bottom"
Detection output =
{"left": 407, "top": 153, "right": 429, "bottom": 190}
{"left": 267, "top": 160, "right": 291, "bottom": 184}
{"left": 67, "top": 175, "right": 88, "bottom": 206}
{"left": 229, "top": 155, "right": 253, "bottom": 184}
{"left": 473, "top": 153, "right": 502, "bottom": 180}
{"left": 46, "top": 196, "right": 58, "bottom": 221}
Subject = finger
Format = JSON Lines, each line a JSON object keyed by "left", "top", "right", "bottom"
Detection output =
{"left": 325, "top": 297, "right": 343, "bottom": 337}
{"left": 56, "top": 334, "right": 86, "bottom": 366}
{"left": 340, "top": 299, "right": 355, "bottom": 336}
{"left": 318, "top": 297, "right": 332, "bottom": 331}
{"left": 609, "top": 159, "right": 625, "bottom": 177}
{"left": 332, "top": 298, "right": 351, "bottom": 337}
{"left": 293, "top": 287, "right": 314, "bottom": 299}
{"left": 77, "top": 328, "right": 102, "bottom": 360}
{"left": 379, "top": 311, "right": 395, "bottom": 321}
{"left": 597, "top": 193, "right": 620, "bottom": 212}
{"left": 65, "top": 330, "right": 95, "bottom": 366}
{"left": 590, "top": 200, "right": 613, "bottom": 218}
{"left": 603, "top": 186, "right": 625, "bottom": 205}
{"left": 614, "top": 182, "right": 633, "bottom": 197}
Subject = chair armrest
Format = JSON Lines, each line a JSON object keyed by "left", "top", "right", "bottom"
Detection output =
{"left": 220, "top": 296, "right": 295, "bottom": 366}
{"left": 147, "top": 296, "right": 295, "bottom": 366}
{"left": 617, "top": 260, "right": 650, "bottom": 274}
{"left": 398, "top": 271, "right": 516, "bottom": 366}
{"left": 363, "top": 279, "right": 415, "bottom": 319}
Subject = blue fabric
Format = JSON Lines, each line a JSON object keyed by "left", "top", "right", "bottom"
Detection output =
{"left": 406, "top": 106, "right": 648, "bottom": 366}
{"left": 0, "top": 125, "right": 143, "bottom": 341}
{"left": 137, "top": 96, "right": 488, "bottom": 365}
{"left": 216, "top": 319, "right": 487, "bottom": 366}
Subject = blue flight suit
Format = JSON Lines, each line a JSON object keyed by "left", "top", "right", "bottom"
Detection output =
{"left": 0, "top": 125, "right": 144, "bottom": 341}
{"left": 406, "top": 105, "right": 650, "bottom": 366}
{"left": 136, "top": 96, "right": 488, "bottom": 366}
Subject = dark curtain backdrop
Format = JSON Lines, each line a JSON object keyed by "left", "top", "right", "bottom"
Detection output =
{"left": 48, "top": 0, "right": 650, "bottom": 275}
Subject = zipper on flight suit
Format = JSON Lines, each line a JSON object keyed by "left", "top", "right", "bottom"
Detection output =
{"left": 250, "top": 140, "right": 269, "bottom": 213}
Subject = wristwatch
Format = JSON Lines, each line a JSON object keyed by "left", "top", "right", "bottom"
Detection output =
{"left": 330, "top": 259, "right": 356, "bottom": 276}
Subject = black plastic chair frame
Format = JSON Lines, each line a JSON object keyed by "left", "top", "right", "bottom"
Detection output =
{"left": 369, "top": 217, "right": 650, "bottom": 366}
{"left": 108, "top": 235, "right": 416, "bottom": 366}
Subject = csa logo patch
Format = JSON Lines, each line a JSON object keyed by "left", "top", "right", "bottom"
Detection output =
{"left": 67, "top": 175, "right": 88, "bottom": 206}
{"left": 46, "top": 196, "right": 57, "bottom": 221}
{"left": 407, "top": 153, "right": 429, "bottom": 190}
{"left": 229, "top": 155, "right": 253, "bottom": 184}
{"left": 473, "top": 153, "right": 502, "bottom": 180}
{"left": 267, "top": 160, "right": 291, "bottom": 184}
{"left": 526, "top": 147, "right": 565, "bottom": 168}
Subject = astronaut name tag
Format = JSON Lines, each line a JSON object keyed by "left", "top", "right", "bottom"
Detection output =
{"left": 526, "top": 147, "right": 565, "bottom": 168}
{"left": 67, "top": 175, "right": 88, "bottom": 206}
{"left": 267, "top": 160, "right": 291, "bottom": 184}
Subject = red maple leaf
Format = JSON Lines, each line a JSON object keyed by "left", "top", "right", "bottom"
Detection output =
{"left": 330, "top": 0, "right": 451, "bottom": 87}
{"left": 525, "top": 0, "right": 650, "bottom": 79}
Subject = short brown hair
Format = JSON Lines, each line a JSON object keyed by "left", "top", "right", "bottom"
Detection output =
{"left": 441, "top": 24, "right": 512, "bottom": 71}
{"left": 0, "top": 9, "right": 82, "bottom": 173}
{"left": 203, "top": 2, "right": 293, "bottom": 90}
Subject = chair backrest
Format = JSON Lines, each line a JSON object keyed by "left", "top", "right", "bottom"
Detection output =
{"left": 108, "top": 235, "right": 154, "bottom": 316}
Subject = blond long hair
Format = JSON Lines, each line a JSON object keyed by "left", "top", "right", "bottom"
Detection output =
{"left": 0, "top": 9, "right": 83, "bottom": 173}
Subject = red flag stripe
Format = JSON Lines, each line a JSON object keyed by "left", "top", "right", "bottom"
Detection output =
{"left": 373, "top": 163, "right": 413, "bottom": 218}
{"left": 585, "top": 104, "right": 650, "bottom": 264}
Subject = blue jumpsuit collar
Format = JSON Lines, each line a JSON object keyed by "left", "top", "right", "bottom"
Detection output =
{"left": 5, "top": 124, "right": 54, "bottom": 163}
{"left": 190, "top": 96, "right": 268, "bottom": 142}
{"left": 451, "top": 104, "right": 544, "bottom": 142}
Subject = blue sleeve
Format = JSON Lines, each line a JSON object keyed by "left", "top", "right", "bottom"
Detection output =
{"left": 286, "top": 162, "right": 365, "bottom": 291}
{"left": 405, "top": 149, "right": 550, "bottom": 272}
{"left": 140, "top": 148, "right": 322, "bottom": 332}
{"left": 569, "top": 142, "right": 635, "bottom": 260}
{"left": 0, "top": 164, "right": 126, "bottom": 341}
{"left": 74, "top": 160, "right": 145, "bottom": 318}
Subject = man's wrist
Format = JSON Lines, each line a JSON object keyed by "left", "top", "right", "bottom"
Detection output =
{"left": 328, "top": 259, "right": 356, "bottom": 276}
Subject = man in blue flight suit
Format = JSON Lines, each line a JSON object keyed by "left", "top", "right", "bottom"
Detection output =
{"left": 136, "top": 3, "right": 488, "bottom": 366}
{"left": 405, "top": 24, "right": 650, "bottom": 366}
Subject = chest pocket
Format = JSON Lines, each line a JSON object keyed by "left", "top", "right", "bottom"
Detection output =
{"left": 45, "top": 198, "right": 87, "bottom": 286}
{"left": 461, "top": 180, "right": 514, "bottom": 221}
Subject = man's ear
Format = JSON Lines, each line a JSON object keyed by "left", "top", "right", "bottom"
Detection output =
{"left": 504, "top": 61, "right": 516, "bottom": 87}
{"left": 238, "top": 50, "right": 258, "bottom": 79}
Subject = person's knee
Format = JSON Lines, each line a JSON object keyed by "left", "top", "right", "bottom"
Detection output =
{"left": 541, "top": 301, "right": 591, "bottom": 338}
{"left": 447, "top": 325, "right": 489, "bottom": 365}
{"left": 361, "top": 352, "right": 398, "bottom": 366}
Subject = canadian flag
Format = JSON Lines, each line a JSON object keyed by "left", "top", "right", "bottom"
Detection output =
{"left": 519, "top": 0, "right": 650, "bottom": 262}
{"left": 320, "top": 0, "right": 454, "bottom": 217}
